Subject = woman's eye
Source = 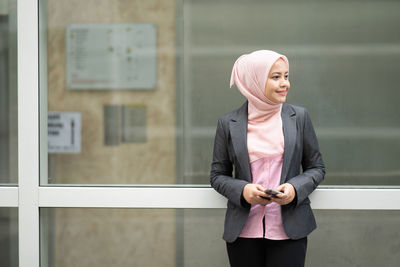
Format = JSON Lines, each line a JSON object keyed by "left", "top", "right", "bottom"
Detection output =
{"left": 272, "top": 76, "right": 279, "bottom": 79}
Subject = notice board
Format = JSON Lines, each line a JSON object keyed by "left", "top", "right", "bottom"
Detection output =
{"left": 66, "top": 23, "right": 157, "bottom": 90}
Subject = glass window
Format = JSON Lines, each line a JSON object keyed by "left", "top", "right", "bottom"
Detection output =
{"left": 183, "top": 0, "right": 400, "bottom": 185}
{"left": 0, "top": 0, "right": 18, "bottom": 185}
{"left": 0, "top": 208, "right": 18, "bottom": 267}
{"left": 308, "top": 210, "right": 400, "bottom": 266}
{"left": 39, "top": 0, "right": 179, "bottom": 185}
{"left": 39, "top": 0, "right": 400, "bottom": 185}
{"left": 40, "top": 208, "right": 400, "bottom": 267}
{"left": 40, "top": 208, "right": 228, "bottom": 267}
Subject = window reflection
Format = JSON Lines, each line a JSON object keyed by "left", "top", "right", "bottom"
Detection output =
{"left": 0, "top": 208, "right": 18, "bottom": 267}
{"left": 41, "top": 0, "right": 177, "bottom": 184}
{"left": 0, "top": 0, "right": 18, "bottom": 184}
{"left": 40, "top": 208, "right": 400, "bottom": 267}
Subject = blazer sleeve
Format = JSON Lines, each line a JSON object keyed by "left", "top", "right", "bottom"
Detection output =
{"left": 287, "top": 109, "right": 326, "bottom": 207}
{"left": 210, "top": 118, "right": 250, "bottom": 208}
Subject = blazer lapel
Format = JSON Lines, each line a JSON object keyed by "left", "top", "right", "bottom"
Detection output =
{"left": 281, "top": 103, "right": 297, "bottom": 183}
{"left": 229, "top": 102, "right": 252, "bottom": 182}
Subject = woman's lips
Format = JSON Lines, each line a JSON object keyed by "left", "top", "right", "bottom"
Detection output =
{"left": 276, "top": 90, "right": 287, "bottom": 96}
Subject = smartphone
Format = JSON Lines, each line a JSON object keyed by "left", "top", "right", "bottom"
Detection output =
{"left": 264, "top": 188, "right": 283, "bottom": 197}
{"left": 260, "top": 195, "right": 271, "bottom": 200}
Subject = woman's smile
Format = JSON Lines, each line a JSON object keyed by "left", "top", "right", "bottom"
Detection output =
{"left": 276, "top": 90, "right": 288, "bottom": 96}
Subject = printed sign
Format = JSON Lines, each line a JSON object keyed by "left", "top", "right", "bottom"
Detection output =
{"left": 48, "top": 112, "right": 81, "bottom": 153}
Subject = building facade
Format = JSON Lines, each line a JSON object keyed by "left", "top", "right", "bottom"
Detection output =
{"left": 1, "top": 0, "right": 400, "bottom": 266}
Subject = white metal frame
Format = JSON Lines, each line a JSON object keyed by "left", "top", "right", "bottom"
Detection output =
{"left": 0, "top": 187, "right": 18, "bottom": 207}
{"left": 0, "top": 0, "right": 396, "bottom": 267}
{"left": 35, "top": 187, "right": 400, "bottom": 210}
{"left": 18, "top": 0, "right": 39, "bottom": 266}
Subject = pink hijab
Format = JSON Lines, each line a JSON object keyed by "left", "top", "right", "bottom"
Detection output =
{"left": 230, "top": 50, "right": 289, "bottom": 163}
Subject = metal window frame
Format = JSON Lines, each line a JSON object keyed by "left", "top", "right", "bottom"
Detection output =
{"left": 0, "top": 1, "right": 396, "bottom": 267}
{"left": 0, "top": 187, "right": 18, "bottom": 207}
{"left": 18, "top": 0, "right": 39, "bottom": 266}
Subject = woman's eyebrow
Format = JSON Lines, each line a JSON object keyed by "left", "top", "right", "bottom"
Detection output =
{"left": 271, "top": 71, "right": 289, "bottom": 74}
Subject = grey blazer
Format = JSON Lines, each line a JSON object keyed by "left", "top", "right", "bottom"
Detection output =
{"left": 210, "top": 101, "right": 325, "bottom": 243}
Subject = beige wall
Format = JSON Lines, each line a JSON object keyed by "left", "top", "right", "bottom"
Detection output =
{"left": 47, "top": 0, "right": 176, "bottom": 185}
{"left": 45, "top": 1, "right": 177, "bottom": 266}
{"left": 51, "top": 209, "right": 176, "bottom": 267}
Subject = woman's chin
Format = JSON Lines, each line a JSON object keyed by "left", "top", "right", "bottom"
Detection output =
{"left": 272, "top": 96, "right": 287, "bottom": 104}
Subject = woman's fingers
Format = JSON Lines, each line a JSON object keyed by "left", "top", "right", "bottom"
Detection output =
{"left": 255, "top": 184, "right": 265, "bottom": 191}
{"left": 272, "top": 183, "right": 295, "bottom": 205}
{"left": 243, "top": 184, "right": 272, "bottom": 205}
{"left": 255, "top": 186, "right": 273, "bottom": 205}
{"left": 245, "top": 183, "right": 296, "bottom": 206}
{"left": 276, "top": 184, "right": 286, "bottom": 193}
{"left": 271, "top": 193, "right": 286, "bottom": 205}
{"left": 243, "top": 184, "right": 260, "bottom": 204}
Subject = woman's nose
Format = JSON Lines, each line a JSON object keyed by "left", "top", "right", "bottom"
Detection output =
{"left": 280, "top": 79, "right": 289, "bottom": 87}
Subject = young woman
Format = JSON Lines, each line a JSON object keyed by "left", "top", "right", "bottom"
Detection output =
{"left": 210, "top": 50, "right": 325, "bottom": 267}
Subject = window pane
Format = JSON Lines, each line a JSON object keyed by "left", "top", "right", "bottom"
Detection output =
{"left": 40, "top": 208, "right": 228, "bottom": 267}
{"left": 308, "top": 210, "right": 400, "bottom": 266}
{"left": 39, "top": 0, "right": 178, "bottom": 184}
{"left": 40, "top": 0, "right": 400, "bottom": 185}
{"left": 0, "top": 0, "right": 18, "bottom": 185}
{"left": 183, "top": 0, "right": 400, "bottom": 185}
{"left": 40, "top": 208, "right": 400, "bottom": 267}
{"left": 0, "top": 208, "right": 18, "bottom": 267}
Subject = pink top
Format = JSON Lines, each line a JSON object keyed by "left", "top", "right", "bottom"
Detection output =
{"left": 239, "top": 155, "right": 289, "bottom": 240}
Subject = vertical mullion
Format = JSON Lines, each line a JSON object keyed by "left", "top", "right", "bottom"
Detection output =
{"left": 18, "top": 0, "right": 39, "bottom": 266}
{"left": 38, "top": 0, "right": 47, "bottom": 186}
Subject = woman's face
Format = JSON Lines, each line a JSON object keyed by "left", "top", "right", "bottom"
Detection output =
{"left": 265, "top": 58, "right": 290, "bottom": 104}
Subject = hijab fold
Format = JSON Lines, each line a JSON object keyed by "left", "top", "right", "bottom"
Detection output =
{"left": 230, "top": 50, "right": 289, "bottom": 163}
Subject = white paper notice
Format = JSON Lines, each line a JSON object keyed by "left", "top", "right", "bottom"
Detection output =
{"left": 48, "top": 112, "right": 81, "bottom": 154}
{"left": 66, "top": 23, "right": 157, "bottom": 90}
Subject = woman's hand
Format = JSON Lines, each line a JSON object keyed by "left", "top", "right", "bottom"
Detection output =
{"left": 271, "top": 183, "right": 296, "bottom": 205}
{"left": 242, "top": 184, "right": 273, "bottom": 206}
